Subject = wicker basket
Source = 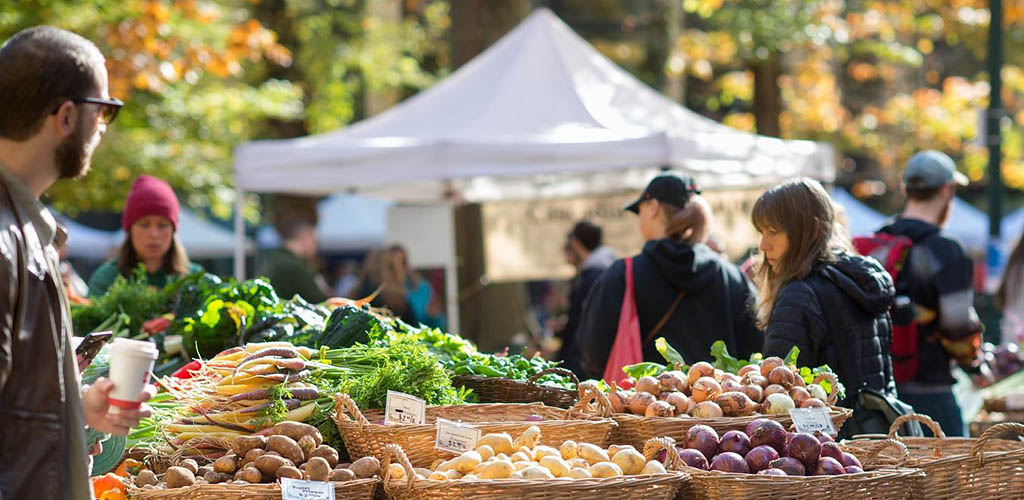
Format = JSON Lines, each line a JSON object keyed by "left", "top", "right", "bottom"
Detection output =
{"left": 127, "top": 478, "right": 378, "bottom": 500}
{"left": 141, "top": 436, "right": 234, "bottom": 475}
{"left": 969, "top": 410, "right": 1024, "bottom": 437}
{"left": 333, "top": 381, "right": 617, "bottom": 468}
{"left": 680, "top": 438, "right": 924, "bottom": 500}
{"left": 607, "top": 372, "right": 853, "bottom": 448}
{"left": 451, "top": 367, "right": 580, "bottom": 408}
{"left": 378, "top": 438, "right": 689, "bottom": 500}
{"left": 841, "top": 413, "right": 1024, "bottom": 500}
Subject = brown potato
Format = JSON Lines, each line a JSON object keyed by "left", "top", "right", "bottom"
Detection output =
{"left": 276, "top": 466, "right": 303, "bottom": 480}
{"left": 165, "top": 467, "right": 195, "bottom": 488}
{"left": 298, "top": 435, "right": 317, "bottom": 458}
{"left": 214, "top": 455, "right": 239, "bottom": 474}
{"left": 179, "top": 459, "right": 199, "bottom": 475}
{"left": 305, "top": 457, "right": 330, "bottom": 482}
{"left": 254, "top": 455, "right": 291, "bottom": 477}
{"left": 204, "top": 471, "right": 232, "bottom": 484}
{"left": 267, "top": 435, "right": 305, "bottom": 464}
{"left": 235, "top": 467, "right": 263, "bottom": 484}
{"left": 134, "top": 469, "right": 158, "bottom": 487}
{"left": 196, "top": 466, "right": 213, "bottom": 478}
{"left": 309, "top": 445, "right": 340, "bottom": 468}
{"left": 241, "top": 448, "right": 266, "bottom": 468}
{"left": 232, "top": 435, "right": 267, "bottom": 457}
{"left": 270, "top": 421, "right": 322, "bottom": 446}
{"left": 349, "top": 456, "right": 381, "bottom": 479}
{"left": 329, "top": 468, "right": 356, "bottom": 482}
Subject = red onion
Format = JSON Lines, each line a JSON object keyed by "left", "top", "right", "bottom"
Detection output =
{"left": 685, "top": 424, "right": 720, "bottom": 461}
{"left": 749, "top": 419, "right": 787, "bottom": 454}
{"left": 769, "top": 457, "right": 806, "bottom": 476}
{"left": 744, "top": 418, "right": 773, "bottom": 437}
{"left": 710, "top": 452, "right": 750, "bottom": 473}
{"left": 718, "top": 430, "right": 751, "bottom": 456}
{"left": 677, "top": 448, "right": 709, "bottom": 470}
{"left": 819, "top": 442, "right": 844, "bottom": 463}
{"left": 757, "top": 468, "right": 787, "bottom": 476}
{"left": 844, "top": 465, "right": 864, "bottom": 474}
{"left": 812, "top": 456, "right": 846, "bottom": 476}
{"left": 785, "top": 433, "right": 822, "bottom": 470}
{"left": 840, "top": 452, "right": 862, "bottom": 469}
{"left": 744, "top": 445, "right": 779, "bottom": 473}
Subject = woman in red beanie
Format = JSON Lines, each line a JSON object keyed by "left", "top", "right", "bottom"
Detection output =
{"left": 87, "top": 175, "right": 203, "bottom": 296}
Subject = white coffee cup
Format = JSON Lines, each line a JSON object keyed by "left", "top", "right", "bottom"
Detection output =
{"left": 107, "top": 338, "right": 158, "bottom": 413}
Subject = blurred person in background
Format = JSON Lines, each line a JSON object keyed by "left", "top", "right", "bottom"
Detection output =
{"left": 333, "top": 259, "right": 360, "bottom": 298}
{"left": 259, "top": 218, "right": 329, "bottom": 303}
{"left": 391, "top": 244, "right": 446, "bottom": 329}
{"left": 355, "top": 247, "right": 412, "bottom": 322}
{"left": 554, "top": 220, "right": 615, "bottom": 376}
{"left": 998, "top": 235, "right": 1024, "bottom": 344}
{"left": 88, "top": 175, "right": 202, "bottom": 296}
{"left": 578, "top": 172, "right": 762, "bottom": 380}
{"left": 874, "top": 150, "right": 982, "bottom": 437}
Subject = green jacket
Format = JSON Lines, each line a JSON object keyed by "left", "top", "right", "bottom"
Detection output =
{"left": 87, "top": 260, "right": 204, "bottom": 297}
{"left": 259, "top": 248, "right": 327, "bottom": 303}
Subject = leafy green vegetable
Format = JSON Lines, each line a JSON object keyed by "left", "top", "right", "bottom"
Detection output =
{"left": 622, "top": 362, "right": 666, "bottom": 379}
{"left": 314, "top": 305, "right": 382, "bottom": 348}
{"left": 656, "top": 337, "right": 689, "bottom": 371}
{"left": 72, "top": 266, "right": 168, "bottom": 336}
{"left": 784, "top": 346, "right": 800, "bottom": 366}
{"left": 710, "top": 340, "right": 747, "bottom": 373}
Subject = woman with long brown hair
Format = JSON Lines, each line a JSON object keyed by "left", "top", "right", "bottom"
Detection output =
{"left": 998, "top": 235, "right": 1024, "bottom": 343}
{"left": 578, "top": 172, "right": 762, "bottom": 380}
{"left": 752, "top": 178, "right": 899, "bottom": 435}
{"left": 88, "top": 175, "right": 201, "bottom": 296}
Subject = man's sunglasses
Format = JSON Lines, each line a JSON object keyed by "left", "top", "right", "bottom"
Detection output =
{"left": 52, "top": 96, "right": 124, "bottom": 124}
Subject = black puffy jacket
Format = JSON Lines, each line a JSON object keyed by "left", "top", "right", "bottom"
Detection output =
{"left": 577, "top": 239, "right": 762, "bottom": 379}
{"left": 763, "top": 252, "right": 897, "bottom": 409}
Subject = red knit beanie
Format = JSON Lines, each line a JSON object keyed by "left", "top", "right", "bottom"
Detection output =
{"left": 122, "top": 175, "right": 179, "bottom": 232}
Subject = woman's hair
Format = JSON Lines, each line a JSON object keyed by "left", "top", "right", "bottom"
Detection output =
{"left": 660, "top": 194, "right": 712, "bottom": 245}
{"left": 998, "top": 236, "right": 1024, "bottom": 310}
{"left": 357, "top": 247, "right": 409, "bottom": 314}
{"left": 117, "top": 233, "right": 191, "bottom": 277}
{"left": 750, "top": 178, "right": 850, "bottom": 328}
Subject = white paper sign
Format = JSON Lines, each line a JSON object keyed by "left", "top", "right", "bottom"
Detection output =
{"left": 280, "top": 478, "right": 335, "bottom": 500}
{"left": 1006, "top": 393, "right": 1024, "bottom": 411}
{"left": 434, "top": 418, "right": 481, "bottom": 454}
{"left": 789, "top": 408, "right": 836, "bottom": 435}
{"left": 385, "top": 390, "right": 426, "bottom": 425}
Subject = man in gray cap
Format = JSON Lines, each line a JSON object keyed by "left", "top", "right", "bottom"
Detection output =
{"left": 875, "top": 150, "right": 982, "bottom": 437}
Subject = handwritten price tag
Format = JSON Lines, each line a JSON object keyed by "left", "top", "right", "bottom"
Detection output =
{"left": 385, "top": 390, "right": 426, "bottom": 425}
{"left": 280, "top": 478, "right": 335, "bottom": 500}
{"left": 789, "top": 407, "right": 836, "bottom": 435}
{"left": 1006, "top": 393, "right": 1024, "bottom": 411}
{"left": 435, "top": 418, "right": 481, "bottom": 454}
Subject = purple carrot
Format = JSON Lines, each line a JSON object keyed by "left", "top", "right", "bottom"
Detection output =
{"left": 242, "top": 347, "right": 299, "bottom": 364}
{"left": 262, "top": 370, "right": 311, "bottom": 383}
{"left": 240, "top": 398, "right": 301, "bottom": 414}
{"left": 230, "top": 389, "right": 271, "bottom": 402}
{"left": 195, "top": 406, "right": 256, "bottom": 432}
{"left": 290, "top": 387, "right": 320, "bottom": 400}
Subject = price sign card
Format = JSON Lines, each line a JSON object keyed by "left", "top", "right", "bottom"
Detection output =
{"left": 789, "top": 407, "right": 836, "bottom": 435}
{"left": 1006, "top": 393, "right": 1024, "bottom": 411}
{"left": 280, "top": 478, "right": 335, "bottom": 500}
{"left": 435, "top": 418, "right": 481, "bottom": 454}
{"left": 385, "top": 390, "right": 426, "bottom": 425}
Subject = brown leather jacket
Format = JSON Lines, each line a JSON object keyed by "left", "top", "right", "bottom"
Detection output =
{"left": 0, "top": 166, "right": 90, "bottom": 500}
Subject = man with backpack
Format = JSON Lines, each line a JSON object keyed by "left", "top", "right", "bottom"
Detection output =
{"left": 855, "top": 150, "right": 983, "bottom": 437}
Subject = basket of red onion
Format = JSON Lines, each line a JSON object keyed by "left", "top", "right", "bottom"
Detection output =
{"left": 843, "top": 413, "right": 1024, "bottom": 500}
{"left": 605, "top": 358, "right": 853, "bottom": 449}
{"left": 660, "top": 420, "right": 924, "bottom": 499}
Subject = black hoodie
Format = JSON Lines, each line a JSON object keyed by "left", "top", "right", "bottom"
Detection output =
{"left": 763, "top": 252, "right": 897, "bottom": 409}
{"left": 577, "top": 239, "right": 762, "bottom": 379}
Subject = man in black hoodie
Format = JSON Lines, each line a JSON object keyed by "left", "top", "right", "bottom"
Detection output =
{"left": 555, "top": 221, "right": 615, "bottom": 376}
{"left": 577, "top": 173, "right": 762, "bottom": 379}
{"left": 876, "top": 150, "right": 983, "bottom": 437}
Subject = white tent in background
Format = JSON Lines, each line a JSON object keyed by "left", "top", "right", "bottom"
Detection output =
{"left": 57, "top": 212, "right": 118, "bottom": 259}
{"left": 232, "top": 8, "right": 838, "bottom": 328}
{"left": 831, "top": 188, "right": 887, "bottom": 237}
{"left": 257, "top": 194, "right": 391, "bottom": 252}
{"left": 114, "top": 207, "right": 251, "bottom": 259}
{"left": 946, "top": 197, "right": 989, "bottom": 253}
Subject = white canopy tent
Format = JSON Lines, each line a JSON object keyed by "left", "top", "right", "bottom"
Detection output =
{"left": 233, "top": 8, "right": 837, "bottom": 330}
{"left": 58, "top": 212, "right": 118, "bottom": 259}
{"left": 831, "top": 188, "right": 888, "bottom": 237}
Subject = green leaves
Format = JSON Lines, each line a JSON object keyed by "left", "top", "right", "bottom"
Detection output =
{"left": 622, "top": 362, "right": 666, "bottom": 379}
{"left": 655, "top": 337, "right": 689, "bottom": 371}
{"left": 709, "top": 340, "right": 746, "bottom": 373}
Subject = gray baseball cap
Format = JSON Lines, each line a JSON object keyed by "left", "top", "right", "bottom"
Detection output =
{"left": 903, "top": 150, "right": 969, "bottom": 189}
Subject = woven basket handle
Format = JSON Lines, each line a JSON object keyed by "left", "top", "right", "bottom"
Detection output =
{"left": 527, "top": 367, "right": 579, "bottom": 390}
{"left": 862, "top": 438, "right": 911, "bottom": 468}
{"left": 169, "top": 435, "right": 234, "bottom": 463}
{"left": 811, "top": 373, "right": 841, "bottom": 406}
{"left": 642, "top": 437, "right": 681, "bottom": 470}
{"left": 333, "top": 393, "right": 370, "bottom": 429}
{"left": 969, "top": 422, "right": 1024, "bottom": 467}
{"left": 887, "top": 413, "right": 945, "bottom": 440}
{"left": 381, "top": 443, "right": 416, "bottom": 493}
{"left": 569, "top": 381, "right": 612, "bottom": 418}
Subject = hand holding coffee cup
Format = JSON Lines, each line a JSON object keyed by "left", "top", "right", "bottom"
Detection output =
{"left": 81, "top": 338, "right": 159, "bottom": 435}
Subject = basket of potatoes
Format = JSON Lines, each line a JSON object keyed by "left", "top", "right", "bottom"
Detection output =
{"left": 127, "top": 422, "right": 379, "bottom": 500}
{"left": 378, "top": 427, "right": 689, "bottom": 500}
{"left": 333, "top": 381, "right": 617, "bottom": 468}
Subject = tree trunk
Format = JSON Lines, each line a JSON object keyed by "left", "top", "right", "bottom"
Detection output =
{"left": 752, "top": 57, "right": 782, "bottom": 137}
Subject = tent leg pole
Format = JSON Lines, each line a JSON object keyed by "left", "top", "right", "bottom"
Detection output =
{"left": 445, "top": 202, "right": 460, "bottom": 335}
{"left": 234, "top": 187, "right": 246, "bottom": 279}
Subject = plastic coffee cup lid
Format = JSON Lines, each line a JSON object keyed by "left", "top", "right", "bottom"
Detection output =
{"left": 110, "top": 337, "right": 159, "bottom": 359}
